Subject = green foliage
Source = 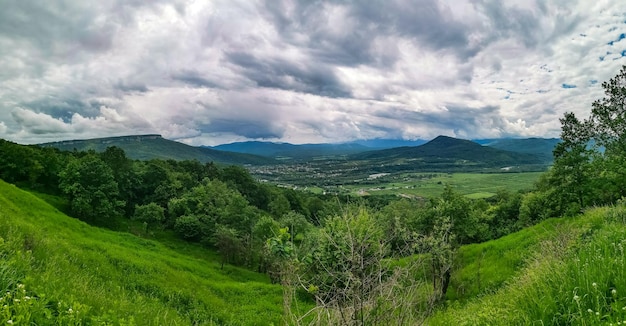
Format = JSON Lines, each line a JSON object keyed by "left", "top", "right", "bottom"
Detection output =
{"left": 173, "top": 215, "right": 206, "bottom": 241}
{"left": 548, "top": 65, "right": 626, "bottom": 213}
{"left": 428, "top": 206, "right": 626, "bottom": 325}
{"left": 278, "top": 211, "right": 312, "bottom": 243}
{"left": 302, "top": 208, "right": 388, "bottom": 306}
{"left": 268, "top": 191, "right": 291, "bottom": 218}
{"left": 0, "top": 179, "right": 284, "bottom": 325}
{"left": 266, "top": 227, "right": 295, "bottom": 261}
{"left": 132, "top": 202, "right": 165, "bottom": 230}
{"left": 41, "top": 134, "right": 275, "bottom": 165}
{"left": 213, "top": 224, "right": 244, "bottom": 268}
{"left": 58, "top": 154, "right": 124, "bottom": 224}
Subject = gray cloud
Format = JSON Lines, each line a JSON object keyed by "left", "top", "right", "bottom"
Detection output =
{"left": 0, "top": 0, "right": 624, "bottom": 145}
{"left": 226, "top": 51, "right": 352, "bottom": 97}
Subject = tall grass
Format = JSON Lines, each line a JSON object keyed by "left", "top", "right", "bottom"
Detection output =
{"left": 0, "top": 180, "right": 284, "bottom": 325}
{"left": 429, "top": 205, "right": 626, "bottom": 325}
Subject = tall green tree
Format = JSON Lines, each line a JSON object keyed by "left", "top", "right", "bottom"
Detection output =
{"left": 549, "top": 65, "right": 626, "bottom": 211}
{"left": 59, "top": 154, "right": 124, "bottom": 224}
{"left": 549, "top": 112, "right": 594, "bottom": 213}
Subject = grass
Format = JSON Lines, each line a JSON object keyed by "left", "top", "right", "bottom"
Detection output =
{"left": 0, "top": 180, "right": 284, "bottom": 325}
{"left": 429, "top": 205, "right": 626, "bottom": 325}
{"left": 343, "top": 172, "right": 542, "bottom": 198}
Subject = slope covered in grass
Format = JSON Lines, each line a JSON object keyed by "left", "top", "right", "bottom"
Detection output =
{"left": 0, "top": 180, "right": 283, "bottom": 325}
{"left": 430, "top": 205, "right": 626, "bottom": 325}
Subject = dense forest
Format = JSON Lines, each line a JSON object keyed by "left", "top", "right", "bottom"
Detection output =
{"left": 1, "top": 66, "right": 626, "bottom": 324}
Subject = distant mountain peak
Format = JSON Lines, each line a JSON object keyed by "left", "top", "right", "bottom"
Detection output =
{"left": 351, "top": 135, "right": 543, "bottom": 166}
{"left": 423, "top": 135, "right": 480, "bottom": 148}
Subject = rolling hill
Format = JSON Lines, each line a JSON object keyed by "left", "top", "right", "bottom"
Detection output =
{"left": 352, "top": 135, "right": 543, "bottom": 166}
{"left": 39, "top": 134, "right": 275, "bottom": 165}
{"left": 482, "top": 138, "right": 561, "bottom": 163}
{"left": 209, "top": 136, "right": 557, "bottom": 163}
{"left": 0, "top": 179, "right": 284, "bottom": 324}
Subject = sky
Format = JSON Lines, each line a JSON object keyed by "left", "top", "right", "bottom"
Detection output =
{"left": 0, "top": 0, "right": 625, "bottom": 146}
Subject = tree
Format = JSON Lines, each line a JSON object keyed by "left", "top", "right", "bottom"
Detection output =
{"left": 589, "top": 65, "right": 626, "bottom": 200}
{"left": 132, "top": 203, "right": 165, "bottom": 230}
{"left": 168, "top": 179, "right": 257, "bottom": 245}
{"left": 549, "top": 65, "right": 626, "bottom": 211}
{"left": 59, "top": 154, "right": 124, "bottom": 225}
{"left": 549, "top": 112, "right": 594, "bottom": 213}
{"left": 278, "top": 211, "right": 311, "bottom": 244}
{"left": 286, "top": 208, "right": 428, "bottom": 325}
{"left": 268, "top": 191, "right": 291, "bottom": 218}
{"left": 213, "top": 224, "right": 244, "bottom": 269}
{"left": 100, "top": 146, "right": 140, "bottom": 214}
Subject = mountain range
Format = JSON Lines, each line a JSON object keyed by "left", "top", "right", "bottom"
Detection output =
{"left": 351, "top": 135, "right": 545, "bottom": 167}
{"left": 38, "top": 134, "right": 559, "bottom": 167}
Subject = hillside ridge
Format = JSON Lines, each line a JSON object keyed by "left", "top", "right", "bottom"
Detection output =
{"left": 351, "top": 135, "right": 543, "bottom": 166}
{"left": 38, "top": 134, "right": 275, "bottom": 165}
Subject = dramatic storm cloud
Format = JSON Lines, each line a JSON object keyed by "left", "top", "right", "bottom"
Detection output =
{"left": 0, "top": 0, "right": 625, "bottom": 145}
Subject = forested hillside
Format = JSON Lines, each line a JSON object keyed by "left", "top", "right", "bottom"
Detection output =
{"left": 1, "top": 66, "right": 626, "bottom": 324}
{"left": 40, "top": 134, "right": 275, "bottom": 165}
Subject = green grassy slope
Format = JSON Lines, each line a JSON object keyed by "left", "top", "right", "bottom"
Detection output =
{"left": 0, "top": 180, "right": 283, "bottom": 325}
{"left": 430, "top": 205, "right": 626, "bottom": 325}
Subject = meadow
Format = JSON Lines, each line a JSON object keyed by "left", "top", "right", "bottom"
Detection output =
{"left": 429, "top": 204, "right": 626, "bottom": 325}
{"left": 341, "top": 171, "right": 543, "bottom": 198}
{"left": 0, "top": 180, "right": 285, "bottom": 325}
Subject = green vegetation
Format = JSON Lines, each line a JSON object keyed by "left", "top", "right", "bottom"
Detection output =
{"left": 0, "top": 179, "right": 284, "bottom": 325}
{"left": 429, "top": 204, "right": 626, "bottom": 325}
{"left": 340, "top": 171, "right": 543, "bottom": 198}
{"left": 40, "top": 134, "right": 275, "bottom": 165}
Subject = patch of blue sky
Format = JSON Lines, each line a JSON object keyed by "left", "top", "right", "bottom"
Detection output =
{"left": 608, "top": 34, "right": 626, "bottom": 46}
{"left": 562, "top": 84, "right": 577, "bottom": 89}
{"left": 589, "top": 80, "right": 598, "bottom": 85}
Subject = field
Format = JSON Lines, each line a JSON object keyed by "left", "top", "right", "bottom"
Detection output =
{"left": 340, "top": 172, "right": 543, "bottom": 198}
{"left": 281, "top": 171, "right": 543, "bottom": 199}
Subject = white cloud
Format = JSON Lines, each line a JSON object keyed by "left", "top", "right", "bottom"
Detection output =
{"left": 11, "top": 108, "right": 70, "bottom": 134}
{"left": 0, "top": 0, "right": 624, "bottom": 145}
